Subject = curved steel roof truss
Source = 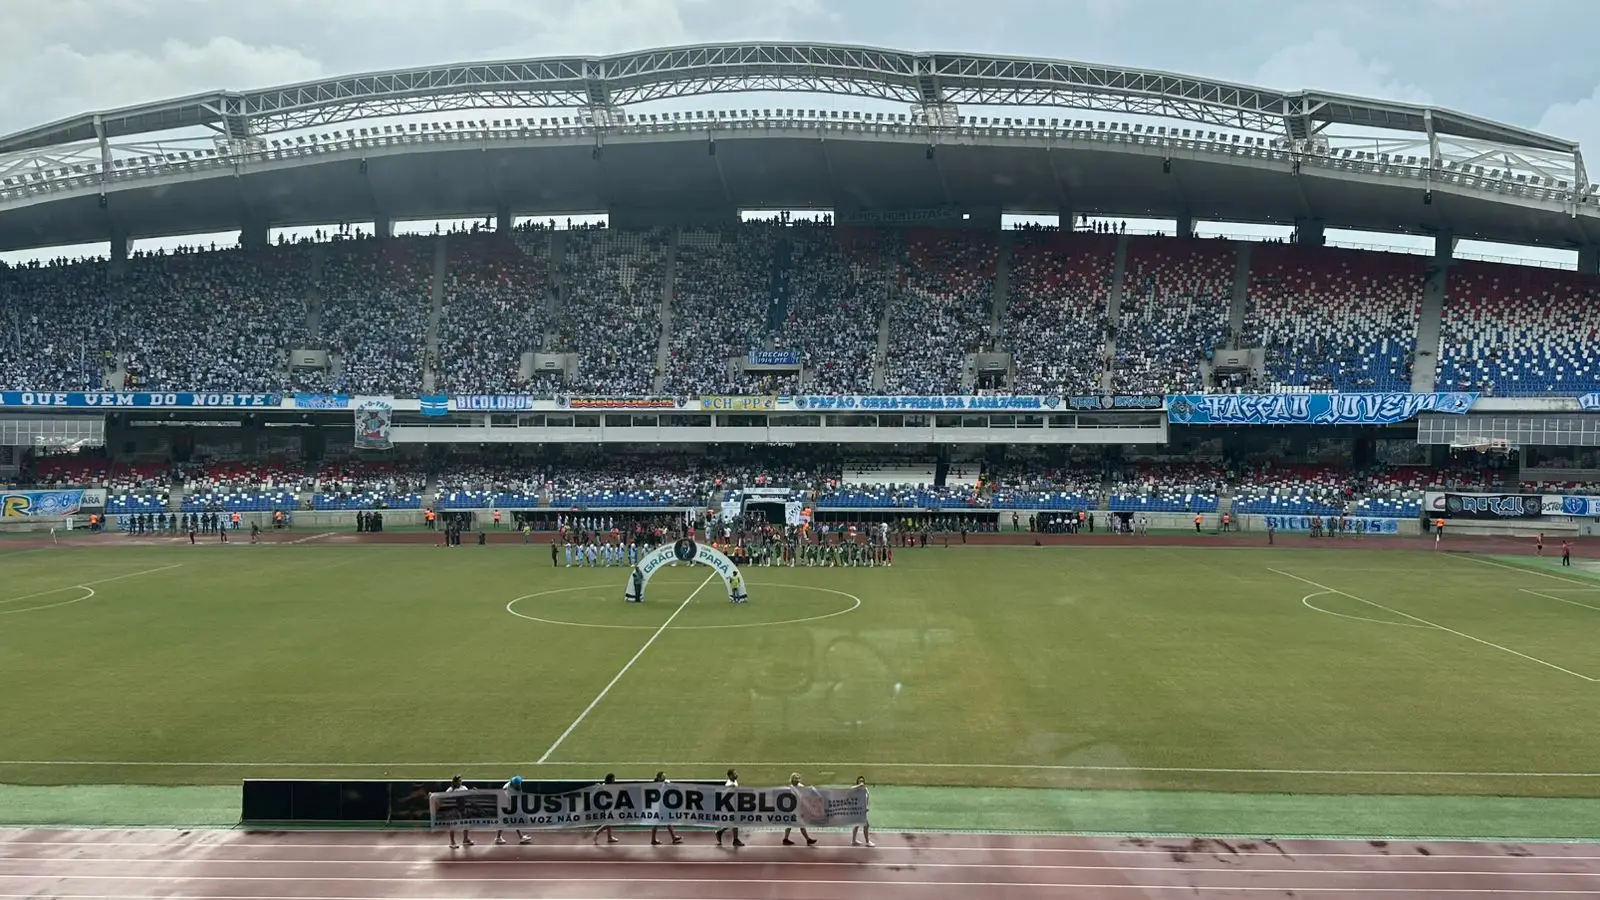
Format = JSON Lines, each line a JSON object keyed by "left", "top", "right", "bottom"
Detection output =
{"left": 0, "top": 42, "right": 1576, "bottom": 160}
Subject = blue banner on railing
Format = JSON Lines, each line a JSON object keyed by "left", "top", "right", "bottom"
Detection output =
{"left": 1579, "top": 393, "right": 1600, "bottom": 411}
{"left": 785, "top": 395, "right": 1065, "bottom": 412}
{"left": 0, "top": 391, "right": 281, "bottom": 409}
{"left": 455, "top": 395, "right": 539, "bottom": 411}
{"left": 1, "top": 489, "right": 98, "bottom": 518}
{"left": 748, "top": 350, "right": 800, "bottom": 367}
{"left": 1263, "top": 514, "right": 1400, "bottom": 534}
{"left": 1166, "top": 392, "right": 1478, "bottom": 426}
{"left": 293, "top": 394, "right": 350, "bottom": 410}
{"left": 419, "top": 394, "right": 449, "bottom": 417}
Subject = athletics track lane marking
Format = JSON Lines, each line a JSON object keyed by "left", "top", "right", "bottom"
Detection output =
{"left": 0, "top": 563, "right": 182, "bottom": 615}
{"left": 536, "top": 571, "right": 718, "bottom": 764}
{"left": 6, "top": 857, "right": 1600, "bottom": 877}
{"left": 1270, "top": 568, "right": 1598, "bottom": 682}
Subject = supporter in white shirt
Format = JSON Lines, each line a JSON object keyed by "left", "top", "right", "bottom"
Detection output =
{"left": 444, "top": 774, "right": 473, "bottom": 850}
{"left": 495, "top": 775, "right": 532, "bottom": 845}
{"left": 715, "top": 769, "right": 744, "bottom": 847}
{"left": 781, "top": 773, "right": 818, "bottom": 846}
{"left": 649, "top": 771, "right": 683, "bottom": 846}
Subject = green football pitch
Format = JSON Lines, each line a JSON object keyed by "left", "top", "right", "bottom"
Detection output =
{"left": 3, "top": 541, "right": 1599, "bottom": 804}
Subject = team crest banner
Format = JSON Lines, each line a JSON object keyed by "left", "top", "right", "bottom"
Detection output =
{"left": 1, "top": 489, "right": 107, "bottom": 518}
{"left": 354, "top": 399, "right": 394, "bottom": 450}
{"left": 429, "top": 783, "right": 869, "bottom": 831}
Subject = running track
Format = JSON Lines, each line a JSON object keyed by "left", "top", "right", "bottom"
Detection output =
{"left": 3, "top": 829, "right": 1600, "bottom": 898}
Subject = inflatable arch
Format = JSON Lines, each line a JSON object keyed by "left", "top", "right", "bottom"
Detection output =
{"left": 626, "top": 538, "right": 744, "bottom": 603}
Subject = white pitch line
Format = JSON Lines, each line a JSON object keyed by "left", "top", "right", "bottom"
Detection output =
{"left": 536, "top": 571, "right": 717, "bottom": 764}
{"left": 1300, "top": 590, "right": 1431, "bottom": 630}
{"left": 284, "top": 532, "right": 337, "bottom": 545}
{"left": 1270, "top": 568, "right": 1598, "bottom": 682}
{"left": 1521, "top": 589, "right": 1600, "bottom": 614}
{"left": 0, "top": 563, "right": 182, "bottom": 605}
{"left": 1463, "top": 554, "right": 1600, "bottom": 589}
{"left": 6, "top": 759, "right": 1600, "bottom": 778}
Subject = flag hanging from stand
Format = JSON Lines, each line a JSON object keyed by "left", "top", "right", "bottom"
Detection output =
{"left": 354, "top": 399, "right": 394, "bottom": 450}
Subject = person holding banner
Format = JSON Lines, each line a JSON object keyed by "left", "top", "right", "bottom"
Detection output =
{"left": 715, "top": 769, "right": 744, "bottom": 847}
{"left": 649, "top": 772, "right": 683, "bottom": 845}
{"left": 445, "top": 775, "right": 473, "bottom": 850}
{"left": 850, "top": 777, "right": 875, "bottom": 847}
{"left": 781, "top": 774, "right": 819, "bottom": 846}
{"left": 495, "top": 776, "right": 532, "bottom": 845}
{"left": 593, "top": 773, "right": 621, "bottom": 844}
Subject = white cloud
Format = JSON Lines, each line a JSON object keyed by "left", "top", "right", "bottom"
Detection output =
{"left": 0, "top": 36, "right": 323, "bottom": 132}
{"left": 1250, "top": 29, "right": 1431, "bottom": 102}
{"left": 1536, "top": 84, "right": 1600, "bottom": 182}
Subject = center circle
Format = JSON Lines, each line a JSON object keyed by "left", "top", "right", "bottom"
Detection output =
{"left": 506, "top": 582, "right": 862, "bottom": 631}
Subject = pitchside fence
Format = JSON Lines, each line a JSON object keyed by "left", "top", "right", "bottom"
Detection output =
{"left": 79, "top": 510, "right": 1434, "bottom": 536}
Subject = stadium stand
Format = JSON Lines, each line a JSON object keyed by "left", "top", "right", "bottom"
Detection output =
{"left": 551, "top": 229, "right": 669, "bottom": 395}
{"left": 662, "top": 226, "right": 781, "bottom": 395}
{"left": 1002, "top": 232, "right": 1114, "bottom": 395}
{"left": 1245, "top": 244, "right": 1423, "bottom": 392}
{"left": 882, "top": 230, "right": 997, "bottom": 394}
{"left": 773, "top": 227, "right": 893, "bottom": 394}
{"left": 1112, "top": 237, "right": 1235, "bottom": 394}
{"left": 1229, "top": 464, "right": 1354, "bottom": 517}
{"left": 1436, "top": 261, "right": 1600, "bottom": 394}
{"left": 435, "top": 231, "right": 553, "bottom": 395}
{"left": 0, "top": 244, "right": 312, "bottom": 393}
{"left": 315, "top": 237, "right": 433, "bottom": 395}
{"left": 1108, "top": 462, "right": 1223, "bottom": 513}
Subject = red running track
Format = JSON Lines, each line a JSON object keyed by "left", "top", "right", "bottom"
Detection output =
{"left": 3, "top": 828, "right": 1600, "bottom": 898}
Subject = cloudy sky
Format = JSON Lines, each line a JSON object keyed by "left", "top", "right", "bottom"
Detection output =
{"left": 2, "top": 0, "right": 1593, "bottom": 262}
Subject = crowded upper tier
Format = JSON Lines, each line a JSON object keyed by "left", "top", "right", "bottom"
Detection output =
{"left": 3, "top": 222, "right": 1596, "bottom": 397}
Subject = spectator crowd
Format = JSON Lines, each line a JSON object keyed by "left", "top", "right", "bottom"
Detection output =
{"left": 2, "top": 223, "right": 1597, "bottom": 398}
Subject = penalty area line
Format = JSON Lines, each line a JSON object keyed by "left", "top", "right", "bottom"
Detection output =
{"left": 1270, "top": 567, "right": 1598, "bottom": 682}
{"left": 535, "top": 571, "right": 718, "bottom": 764}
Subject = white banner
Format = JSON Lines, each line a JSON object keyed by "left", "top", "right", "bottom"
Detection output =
{"left": 353, "top": 397, "right": 394, "bottom": 450}
{"left": 430, "top": 783, "right": 869, "bottom": 831}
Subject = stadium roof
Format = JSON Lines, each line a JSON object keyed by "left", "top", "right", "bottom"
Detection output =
{"left": 0, "top": 42, "right": 1576, "bottom": 154}
{"left": 0, "top": 42, "right": 1593, "bottom": 253}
